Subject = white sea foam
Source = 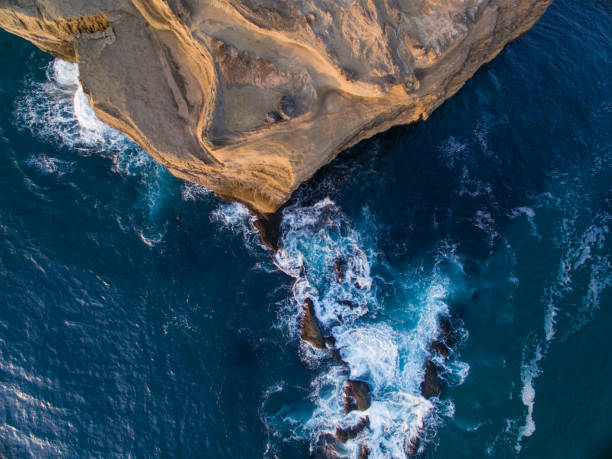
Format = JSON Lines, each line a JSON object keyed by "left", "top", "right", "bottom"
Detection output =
{"left": 439, "top": 136, "right": 468, "bottom": 168}
{"left": 209, "top": 201, "right": 262, "bottom": 250}
{"left": 510, "top": 206, "right": 539, "bottom": 238}
{"left": 264, "top": 198, "right": 469, "bottom": 457}
{"left": 17, "top": 60, "right": 117, "bottom": 148}
{"left": 16, "top": 60, "right": 153, "bottom": 168}
{"left": 543, "top": 300, "right": 558, "bottom": 343}
{"left": 16, "top": 59, "right": 169, "bottom": 246}
{"left": 24, "top": 154, "right": 74, "bottom": 176}
{"left": 541, "top": 212, "right": 610, "bottom": 342}
{"left": 181, "top": 182, "right": 212, "bottom": 201}
{"left": 220, "top": 197, "right": 471, "bottom": 456}
{"left": 458, "top": 167, "right": 495, "bottom": 200}
{"left": 515, "top": 343, "right": 542, "bottom": 452}
{"left": 514, "top": 187, "right": 610, "bottom": 451}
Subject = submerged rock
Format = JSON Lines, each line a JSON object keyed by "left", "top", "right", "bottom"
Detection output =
{"left": 430, "top": 340, "right": 450, "bottom": 358}
{"left": 334, "top": 258, "right": 347, "bottom": 283}
{"left": 429, "top": 315, "right": 460, "bottom": 359}
{"left": 324, "top": 335, "right": 336, "bottom": 348}
{"left": 335, "top": 416, "right": 370, "bottom": 443}
{"left": 300, "top": 298, "right": 325, "bottom": 350}
{"left": 405, "top": 434, "right": 421, "bottom": 457}
{"left": 299, "top": 299, "right": 348, "bottom": 364}
{"left": 252, "top": 207, "right": 283, "bottom": 251}
{"left": 420, "top": 360, "right": 442, "bottom": 399}
{"left": 329, "top": 348, "right": 348, "bottom": 367}
{"left": 338, "top": 299, "right": 358, "bottom": 309}
{"left": 311, "top": 433, "right": 343, "bottom": 459}
{"left": 439, "top": 316, "right": 459, "bottom": 347}
{"left": 0, "top": 0, "right": 553, "bottom": 215}
{"left": 344, "top": 379, "right": 371, "bottom": 413}
{"left": 358, "top": 443, "right": 370, "bottom": 459}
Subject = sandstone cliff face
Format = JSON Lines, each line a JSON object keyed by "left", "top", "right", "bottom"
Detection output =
{"left": 0, "top": 0, "right": 552, "bottom": 215}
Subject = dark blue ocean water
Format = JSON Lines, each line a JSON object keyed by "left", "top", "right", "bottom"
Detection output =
{"left": 0, "top": 0, "right": 610, "bottom": 457}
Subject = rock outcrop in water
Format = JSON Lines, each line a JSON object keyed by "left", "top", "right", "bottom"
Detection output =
{"left": 344, "top": 379, "right": 371, "bottom": 413}
{"left": 0, "top": 0, "right": 553, "bottom": 215}
{"left": 300, "top": 297, "right": 326, "bottom": 349}
{"left": 335, "top": 415, "right": 370, "bottom": 443}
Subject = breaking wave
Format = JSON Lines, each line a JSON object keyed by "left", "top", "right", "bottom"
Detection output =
{"left": 259, "top": 198, "right": 470, "bottom": 457}
{"left": 15, "top": 59, "right": 169, "bottom": 246}
{"left": 207, "top": 194, "right": 472, "bottom": 457}
{"left": 16, "top": 60, "right": 122, "bottom": 150}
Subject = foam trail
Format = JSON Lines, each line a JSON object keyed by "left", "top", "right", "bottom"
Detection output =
{"left": 514, "top": 191, "right": 610, "bottom": 452}
{"left": 24, "top": 154, "right": 73, "bottom": 176}
{"left": 515, "top": 344, "right": 542, "bottom": 452}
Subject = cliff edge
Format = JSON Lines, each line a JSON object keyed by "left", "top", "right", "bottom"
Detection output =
{"left": 0, "top": 0, "right": 553, "bottom": 215}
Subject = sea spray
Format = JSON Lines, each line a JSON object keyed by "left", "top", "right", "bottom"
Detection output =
{"left": 266, "top": 198, "right": 470, "bottom": 457}
{"left": 210, "top": 195, "right": 471, "bottom": 457}
{"left": 15, "top": 59, "right": 170, "bottom": 246}
{"left": 17, "top": 60, "right": 117, "bottom": 148}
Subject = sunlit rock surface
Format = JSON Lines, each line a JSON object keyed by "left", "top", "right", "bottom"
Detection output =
{"left": 0, "top": 0, "right": 553, "bottom": 214}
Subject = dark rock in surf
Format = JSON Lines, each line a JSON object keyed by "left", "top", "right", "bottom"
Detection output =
{"left": 358, "top": 443, "right": 370, "bottom": 459}
{"left": 354, "top": 280, "right": 366, "bottom": 289}
{"left": 339, "top": 299, "right": 358, "bottom": 309}
{"left": 430, "top": 340, "right": 449, "bottom": 358}
{"left": 344, "top": 379, "right": 371, "bottom": 413}
{"left": 439, "top": 317, "right": 452, "bottom": 335}
{"left": 324, "top": 335, "right": 336, "bottom": 347}
{"left": 420, "top": 360, "right": 441, "bottom": 399}
{"left": 325, "top": 336, "right": 349, "bottom": 365}
{"left": 310, "top": 433, "right": 343, "bottom": 459}
{"left": 444, "top": 329, "right": 459, "bottom": 348}
{"left": 252, "top": 208, "right": 284, "bottom": 251}
{"left": 300, "top": 300, "right": 346, "bottom": 362}
{"left": 405, "top": 434, "right": 420, "bottom": 457}
{"left": 344, "top": 397, "right": 358, "bottom": 413}
{"left": 439, "top": 316, "right": 459, "bottom": 348}
{"left": 300, "top": 298, "right": 326, "bottom": 349}
{"left": 330, "top": 348, "right": 348, "bottom": 366}
{"left": 334, "top": 258, "right": 348, "bottom": 283}
{"left": 335, "top": 416, "right": 370, "bottom": 443}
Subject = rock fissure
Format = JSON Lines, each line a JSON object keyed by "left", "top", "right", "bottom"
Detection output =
{"left": 0, "top": 0, "right": 553, "bottom": 215}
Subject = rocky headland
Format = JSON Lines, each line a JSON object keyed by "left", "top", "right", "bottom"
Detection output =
{"left": 0, "top": 0, "right": 553, "bottom": 219}
{"left": 0, "top": 1, "right": 556, "bottom": 456}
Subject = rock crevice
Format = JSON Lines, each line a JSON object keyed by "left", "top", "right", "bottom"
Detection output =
{"left": 0, "top": 0, "right": 553, "bottom": 214}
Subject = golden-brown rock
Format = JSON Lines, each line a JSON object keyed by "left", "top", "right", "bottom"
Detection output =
{"left": 300, "top": 297, "right": 325, "bottom": 349}
{"left": 344, "top": 379, "right": 372, "bottom": 413}
{"left": 0, "top": 0, "right": 553, "bottom": 214}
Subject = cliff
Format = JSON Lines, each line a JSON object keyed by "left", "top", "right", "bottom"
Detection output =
{"left": 0, "top": 0, "right": 553, "bottom": 215}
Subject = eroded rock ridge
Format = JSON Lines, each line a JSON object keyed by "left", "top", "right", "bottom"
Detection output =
{"left": 0, "top": 0, "right": 553, "bottom": 214}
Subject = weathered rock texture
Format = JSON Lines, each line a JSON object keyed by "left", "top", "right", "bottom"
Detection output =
{"left": 0, "top": 0, "right": 552, "bottom": 214}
